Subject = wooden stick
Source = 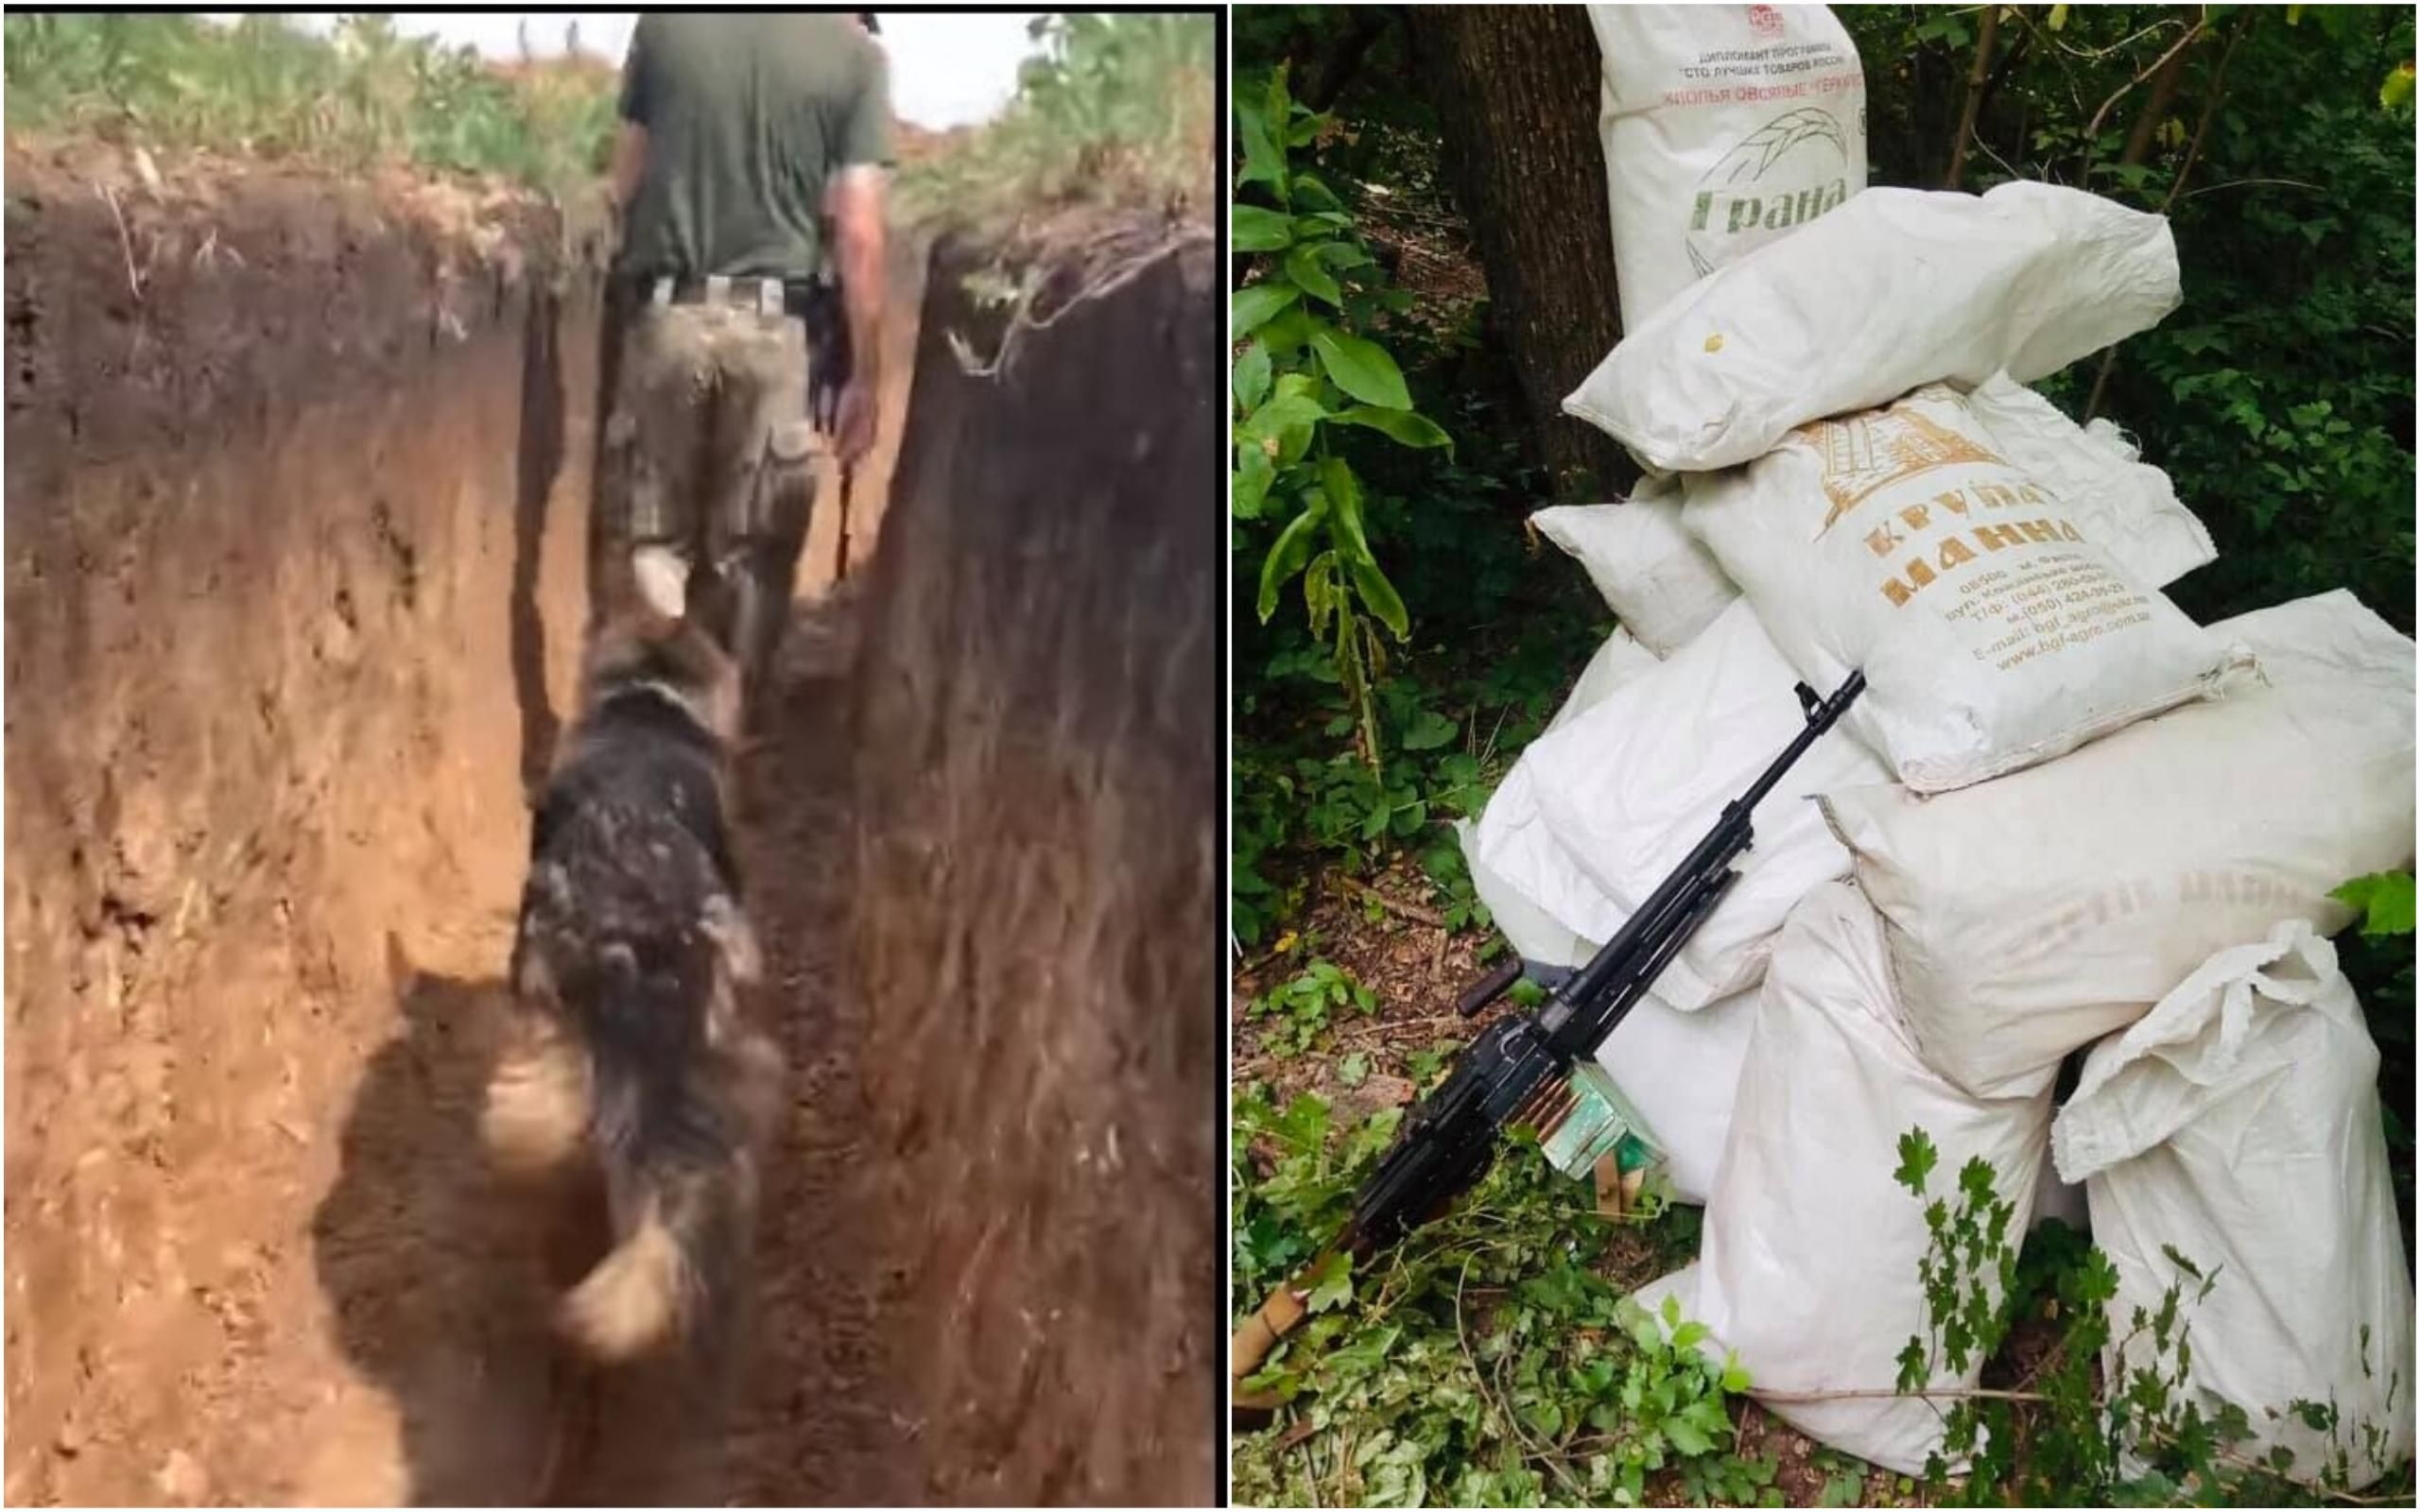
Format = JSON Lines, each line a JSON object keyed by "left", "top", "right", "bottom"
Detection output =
{"left": 1945, "top": 2, "right": 2002, "bottom": 190}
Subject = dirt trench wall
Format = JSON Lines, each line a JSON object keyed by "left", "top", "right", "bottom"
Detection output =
{"left": 3, "top": 157, "right": 601, "bottom": 1505}
{"left": 848, "top": 231, "right": 1219, "bottom": 1504}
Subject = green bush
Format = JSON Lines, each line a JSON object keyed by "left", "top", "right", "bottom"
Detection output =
{"left": 3, "top": 12, "right": 616, "bottom": 198}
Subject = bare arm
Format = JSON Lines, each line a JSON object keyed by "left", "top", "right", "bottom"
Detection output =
{"left": 827, "top": 164, "right": 887, "bottom": 393}
{"left": 610, "top": 122, "right": 648, "bottom": 214}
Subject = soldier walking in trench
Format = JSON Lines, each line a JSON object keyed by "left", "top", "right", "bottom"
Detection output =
{"left": 594, "top": 9, "right": 891, "bottom": 713}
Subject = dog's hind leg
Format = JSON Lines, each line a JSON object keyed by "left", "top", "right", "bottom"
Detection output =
{"left": 483, "top": 1012, "right": 594, "bottom": 1181}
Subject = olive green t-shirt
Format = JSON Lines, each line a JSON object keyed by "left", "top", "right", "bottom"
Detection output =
{"left": 615, "top": 13, "right": 893, "bottom": 281}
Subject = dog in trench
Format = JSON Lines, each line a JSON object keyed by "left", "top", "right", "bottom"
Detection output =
{"left": 481, "top": 581, "right": 784, "bottom": 1371}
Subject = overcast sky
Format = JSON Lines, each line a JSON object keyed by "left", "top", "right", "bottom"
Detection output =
{"left": 277, "top": 12, "right": 1046, "bottom": 129}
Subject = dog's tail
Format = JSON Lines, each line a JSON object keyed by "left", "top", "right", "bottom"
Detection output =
{"left": 558, "top": 953, "right": 781, "bottom": 1366}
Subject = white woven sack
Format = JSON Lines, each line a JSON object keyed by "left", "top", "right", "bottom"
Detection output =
{"left": 1661, "top": 883, "right": 2054, "bottom": 1475}
{"left": 1957, "top": 372, "right": 2214, "bottom": 589}
{"left": 1587, "top": 4, "right": 1869, "bottom": 334}
{"left": 1564, "top": 180, "right": 2181, "bottom": 473}
{"left": 1680, "top": 382, "right": 2239, "bottom": 791}
{"left": 1462, "top": 627, "right": 1665, "bottom": 969}
{"left": 1518, "top": 599, "right": 1888, "bottom": 1008}
{"left": 1823, "top": 589, "right": 2417, "bottom": 1098}
{"left": 2054, "top": 920, "right": 2414, "bottom": 1490}
{"left": 1532, "top": 477, "right": 1740, "bottom": 657}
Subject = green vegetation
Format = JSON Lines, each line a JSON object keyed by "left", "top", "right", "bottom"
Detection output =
{"left": 1235, "top": 6, "right": 2414, "bottom": 1504}
{"left": 898, "top": 12, "right": 1215, "bottom": 235}
{"left": 1893, "top": 1127, "right": 2408, "bottom": 1504}
{"left": 1233, "top": 1090, "right": 1750, "bottom": 1507}
{"left": 3, "top": 12, "right": 616, "bottom": 198}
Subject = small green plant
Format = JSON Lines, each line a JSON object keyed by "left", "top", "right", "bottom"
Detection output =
{"left": 2334, "top": 869, "right": 2416, "bottom": 938}
{"left": 1234, "top": 64, "right": 1452, "bottom": 777}
{"left": 1893, "top": 1125, "right": 2414, "bottom": 1504}
{"left": 1247, "top": 958, "right": 1377, "bottom": 1058}
{"left": 898, "top": 11, "right": 1214, "bottom": 233}
{"left": 1232, "top": 1090, "right": 1757, "bottom": 1508}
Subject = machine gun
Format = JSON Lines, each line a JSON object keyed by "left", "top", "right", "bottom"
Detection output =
{"left": 1233, "top": 670, "right": 1867, "bottom": 1406}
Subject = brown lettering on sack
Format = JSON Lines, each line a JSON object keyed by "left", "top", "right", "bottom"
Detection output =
{"left": 1794, "top": 400, "right": 2007, "bottom": 532}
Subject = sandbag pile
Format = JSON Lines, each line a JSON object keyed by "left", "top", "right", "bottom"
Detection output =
{"left": 1453, "top": 4, "right": 2416, "bottom": 1481}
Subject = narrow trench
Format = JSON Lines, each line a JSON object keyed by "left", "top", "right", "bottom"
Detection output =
{"left": 536, "top": 596, "right": 920, "bottom": 1507}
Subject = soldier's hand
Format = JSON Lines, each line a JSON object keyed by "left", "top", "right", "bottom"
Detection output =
{"left": 835, "top": 377, "right": 877, "bottom": 464}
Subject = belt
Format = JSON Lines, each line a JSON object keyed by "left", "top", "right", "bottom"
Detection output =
{"left": 639, "top": 273, "right": 792, "bottom": 318}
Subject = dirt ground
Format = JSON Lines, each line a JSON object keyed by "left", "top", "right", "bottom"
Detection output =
{"left": 6, "top": 145, "right": 1216, "bottom": 1506}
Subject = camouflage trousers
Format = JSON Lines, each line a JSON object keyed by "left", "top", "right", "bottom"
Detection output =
{"left": 590, "top": 281, "right": 823, "bottom": 711}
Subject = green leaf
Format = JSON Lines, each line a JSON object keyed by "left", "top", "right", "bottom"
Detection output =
{"left": 2384, "top": 61, "right": 2415, "bottom": 112}
{"left": 1319, "top": 457, "right": 1373, "bottom": 564}
{"left": 1671, "top": 1320, "right": 1709, "bottom": 1350}
{"left": 1305, "top": 1248, "right": 1354, "bottom": 1313}
{"left": 1399, "top": 709, "right": 1458, "bottom": 751}
{"left": 1665, "top": 1417, "right": 1715, "bottom": 1457}
{"left": 1233, "top": 444, "right": 1274, "bottom": 521}
{"left": 1255, "top": 501, "right": 1328, "bottom": 624}
{"left": 1347, "top": 556, "right": 1409, "bottom": 641}
{"left": 1284, "top": 245, "right": 1344, "bottom": 307}
{"left": 1233, "top": 342, "right": 1272, "bottom": 413}
{"left": 1239, "top": 390, "right": 1328, "bottom": 452}
{"left": 1232, "top": 282, "right": 1300, "bottom": 341}
{"left": 1291, "top": 171, "right": 1344, "bottom": 211}
{"left": 1255, "top": 307, "right": 1315, "bottom": 357}
{"left": 1720, "top": 1352, "right": 1753, "bottom": 1394}
{"left": 1893, "top": 1128, "right": 1939, "bottom": 1195}
{"left": 1236, "top": 69, "right": 1289, "bottom": 198}
{"left": 2332, "top": 870, "right": 2415, "bottom": 936}
{"left": 1232, "top": 203, "right": 1294, "bottom": 252}
{"left": 1328, "top": 404, "right": 1454, "bottom": 454}
{"left": 1311, "top": 324, "right": 1414, "bottom": 410}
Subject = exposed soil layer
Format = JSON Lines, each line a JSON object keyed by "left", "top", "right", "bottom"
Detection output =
{"left": 848, "top": 226, "right": 1221, "bottom": 1504}
{"left": 5, "top": 146, "right": 598, "bottom": 1507}
{"left": 6, "top": 145, "right": 1214, "bottom": 1507}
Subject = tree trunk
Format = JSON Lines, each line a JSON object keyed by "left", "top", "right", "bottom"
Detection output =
{"left": 1406, "top": 6, "right": 1633, "bottom": 501}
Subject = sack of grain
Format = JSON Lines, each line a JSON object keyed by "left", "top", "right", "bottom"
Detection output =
{"left": 1564, "top": 180, "right": 2181, "bottom": 473}
{"left": 1823, "top": 589, "right": 2416, "bottom": 1098}
{"left": 1957, "top": 372, "right": 2214, "bottom": 589}
{"left": 1587, "top": 4, "right": 1868, "bottom": 334}
{"left": 1680, "top": 382, "right": 2240, "bottom": 791}
{"left": 1463, "top": 627, "right": 1666, "bottom": 969}
{"left": 2054, "top": 919, "right": 2415, "bottom": 1490}
{"left": 1653, "top": 882, "right": 2055, "bottom": 1475}
{"left": 1532, "top": 477, "right": 1741, "bottom": 657}
{"left": 1518, "top": 598, "right": 1889, "bottom": 1008}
